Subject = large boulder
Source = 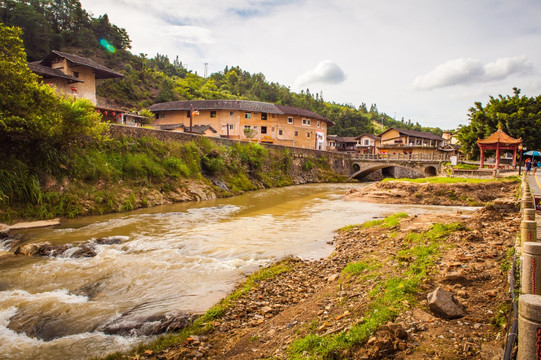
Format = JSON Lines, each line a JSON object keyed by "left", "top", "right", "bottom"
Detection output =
{"left": 427, "top": 287, "right": 464, "bottom": 319}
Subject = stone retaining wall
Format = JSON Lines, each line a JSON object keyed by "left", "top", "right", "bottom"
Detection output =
{"left": 108, "top": 125, "right": 352, "bottom": 175}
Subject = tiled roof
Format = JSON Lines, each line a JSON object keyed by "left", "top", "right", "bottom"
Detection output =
{"left": 148, "top": 100, "right": 333, "bottom": 125}
{"left": 379, "top": 127, "right": 443, "bottom": 141}
{"left": 477, "top": 127, "right": 521, "bottom": 145}
{"left": 39, "top": 50, "right": 124, "bottom": 79}
{"left": 157, "top": 123, "right": 218, "bottom": 134}
{"left": 189, "top": 125, "right": 218, "bottom": 134}
{"left": 274, "top": 104, "right": 331, "bottom": 123}
{"left": 158, "top": 123, "right": 184, "bottom": 130}
{"left": 28, "top": 62, "right": 83, "bottom": 82}
{"left": 149, "top": 100, "right": 279, "bottom": 114}
{"left": 358, "top": 133, "right": 381, "bottom": 140}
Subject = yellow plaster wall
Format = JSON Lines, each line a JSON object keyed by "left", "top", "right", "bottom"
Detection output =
{"left": 48, "top": 58, "right": 97, "bottom": 104}
{"left": 151, "top": 109, "right": 330, "bottom": 150}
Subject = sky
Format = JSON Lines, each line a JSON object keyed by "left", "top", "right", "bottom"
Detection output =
{"left": 79, "top": 0, "right": 541, "bottom": 130}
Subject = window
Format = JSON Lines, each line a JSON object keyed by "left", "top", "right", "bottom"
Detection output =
{"left": 261, "top": 113, "right": 267, "bottom": 120}
{"left": 159, "top": 113, "right": 165, "bottom": 119}
{"left": 244, "top": 125, "right": 251, "bottom": 131}
{"left": 364, "top": 139, "right": 370, "bottom": 146}
{"left": 302, "top": 119, "right": 311, "bottom": 126}
{"left": 261, "top": 126, "right": 267, "bottom": 134}
{"left": 253, "top": 126, "right": 258, "bottom": 130}
{"left": 278, "top": 130, "right": 283, "bottom": 136}
{"left": 317, "top": 121, "right": 320, "bottom": 128}
{"left": 210, "top": 111, "right": 216, "bottom": 118}
{"left": 73, "top": 71, "right": 79, "bottom": 78}
{"left": 229, "top": 124, "right": 234, "bottom": 130}
{"left": 288, "top": 117, "right": 293, "bottom": 124}
{"left": 230, "top": 111, "right": 234, "bottom": 116}
{"left": 187, "top": 110, "right": 191, "bottom": 117}
{"left": 295, "top": 131, "right": 298, "bottom": 137}
{"left": 245, "top": 112, "right": 252, "bottom": 119}
{"left": 307, "top": 133, "right": 311, "bottom": 138}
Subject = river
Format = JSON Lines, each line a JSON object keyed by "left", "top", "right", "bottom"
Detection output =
{"left": 0, "top": 183, "right": 473, "bottom": 360}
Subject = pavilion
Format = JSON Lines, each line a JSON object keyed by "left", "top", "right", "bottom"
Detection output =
{"left": 477, "top": 126, "right": 522, "bottom": 169}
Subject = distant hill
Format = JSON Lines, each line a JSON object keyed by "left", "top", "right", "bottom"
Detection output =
{"left": 1, "top": 0, "right": 443, "bottom": 137}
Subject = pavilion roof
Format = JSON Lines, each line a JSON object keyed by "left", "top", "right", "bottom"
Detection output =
{"left": 477, "top": 127, "right": 521, "bottom": 145}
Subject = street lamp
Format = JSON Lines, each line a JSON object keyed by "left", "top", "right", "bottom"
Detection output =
{"left": 519, "top": 144, "right": 525, "bottom": 175}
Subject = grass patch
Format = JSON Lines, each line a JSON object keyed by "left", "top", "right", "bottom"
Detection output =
{"left": 288, "top": 222, "right": 463, "bottom": 359}
{"left": 382, "top": 176, "right": 519, "bottom": 184}
{"left": 360, "top": 212, "right": 409, "bottom": 229}
{"left": 453, "top": 163, "right": 479, "bottom": 170}
{"left": 342, "top": 261, "right": 383, "bottom": 277}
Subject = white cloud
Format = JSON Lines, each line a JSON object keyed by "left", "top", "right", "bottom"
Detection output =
{"left": 412, "top": 56, "right": 533, "bottom": 90}
{"left": 294, "top": 60, "right": 346, "bottom": 88}
{"left": 484, "top": 56, "right": 533, "bottom": 81}
{"left": 166, "top": 26, "right": 214, "bottom": 45}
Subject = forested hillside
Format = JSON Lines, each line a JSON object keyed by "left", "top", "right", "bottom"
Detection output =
{"left": 0, "top": 0, "right": 443, "bottom": 137}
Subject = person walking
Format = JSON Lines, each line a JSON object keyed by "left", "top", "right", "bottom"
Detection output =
{"left": 526, "top": 158, "right": 532, "bottom": 175}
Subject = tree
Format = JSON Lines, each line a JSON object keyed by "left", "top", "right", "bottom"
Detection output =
{"left": 0, "top": 23, "right": 106, "bottom": 169}
{"left": 457, "top": 88, "right": 541, "bottom": 159}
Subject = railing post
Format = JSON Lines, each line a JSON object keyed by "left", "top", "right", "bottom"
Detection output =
{"left": 518, "top": 295, "right": 541, "bottom": 360}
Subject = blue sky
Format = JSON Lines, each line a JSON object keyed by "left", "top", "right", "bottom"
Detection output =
{"left": 80, "top": 0, "right": 541, "bottom": 130}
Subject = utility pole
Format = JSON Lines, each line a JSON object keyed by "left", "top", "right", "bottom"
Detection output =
{"left": 189, "top": 104, "right": 193, "bottom": 133}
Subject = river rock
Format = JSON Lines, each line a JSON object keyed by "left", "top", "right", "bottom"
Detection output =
{"left": 0, "top": 223, "right": 10, "bottom": 237}
{"left": 65, "top": 245, "right": 97, "bottom": 258}
{"left": 8, "top": 312, "right": 95, "bottom": 341}
{"left": 102, "top": 312, "right": 196, "bottom": 336}
{"left": 95, "top": 236, "right": 128, "bottom": 245}
{"left": 14, "top": 242, "right": 97, "bottom": 258}
{"left": 427, "top": 287, "right": 465, "bottom": 319}
{"left": 14, "top": 242, "right": 56, "bottom": 256}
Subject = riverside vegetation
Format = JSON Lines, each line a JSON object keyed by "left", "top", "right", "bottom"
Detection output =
{"left": 0, "top": 24, "right": 346, "bottom": 224}
{"left": 1, "top": 131, "right": 347, "bottom": 223}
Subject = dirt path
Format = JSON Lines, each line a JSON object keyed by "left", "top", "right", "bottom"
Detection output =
{"left": 126, "top": 181, "right": 520, "bottom": 360}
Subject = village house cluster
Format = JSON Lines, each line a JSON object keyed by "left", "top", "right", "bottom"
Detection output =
{"left": 29, "top": 51, "right": 459, "bottom": 156}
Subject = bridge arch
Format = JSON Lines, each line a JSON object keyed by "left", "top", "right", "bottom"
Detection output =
{"left": 350, "top": 164, "right": 425, "bottom": 181}
{"left": 424, "top": 166, "right": 437, "bottom": 177}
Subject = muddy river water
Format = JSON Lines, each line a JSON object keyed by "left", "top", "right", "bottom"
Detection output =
{"left": 0, "top": 183, "right": 473, "bottom": 360}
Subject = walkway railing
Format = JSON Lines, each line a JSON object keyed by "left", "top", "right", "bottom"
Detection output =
{"left": 352, "top": 153, "right": 452, "bottom": 162}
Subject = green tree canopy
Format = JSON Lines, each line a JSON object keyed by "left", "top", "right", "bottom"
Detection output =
{"left": 457, "top": 88, "right": 541, "bottom": 159}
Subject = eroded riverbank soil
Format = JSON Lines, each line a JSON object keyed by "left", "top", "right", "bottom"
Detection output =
{"left": 345, "top": 180, "right": 518, "bottom": 206}
{"left": 127, "top": 182, "right": 520, "bottom": 360}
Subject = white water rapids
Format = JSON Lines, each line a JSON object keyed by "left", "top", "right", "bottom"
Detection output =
{"left": 0, "top": 183, "right": 474, "bottom": 359}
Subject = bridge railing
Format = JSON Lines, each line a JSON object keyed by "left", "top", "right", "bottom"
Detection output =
{"left": 352, "top": 153, "right": 452, "bottom": 161}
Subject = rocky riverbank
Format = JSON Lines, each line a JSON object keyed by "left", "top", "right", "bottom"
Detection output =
{"left": 345, "top": 179, "right": 518, "bottom": 206}
{"left": 114, "top": 180, "right": 519, "bottom": 360}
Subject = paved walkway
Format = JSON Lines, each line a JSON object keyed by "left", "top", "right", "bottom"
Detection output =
{"left": 524, "top": 172, "right": 541, "bottom": 237}
{"left": 525, "top": 171, "right": 541, "bottom": 196}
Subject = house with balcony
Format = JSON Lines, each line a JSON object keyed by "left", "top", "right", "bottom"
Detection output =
{"left": 327, "top": 134, "right": 380, "bottom": 154}
{"left": 357, "top": 134, "right": 381, "bottom": 154}
{"left": 28, "top": 50, "right": 130, "bottom": 124}
{"left": 147, "top": 100, "right": 334, "bottom": 150}
{"left": 377, "top": 127, "right": 445, "bottom": 155}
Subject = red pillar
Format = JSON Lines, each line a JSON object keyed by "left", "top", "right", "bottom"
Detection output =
{"left": 513, "top": 146, "right": 517, "bottom": 168}
{"left": 480, "top": 146, "right": 485, "bottom": 168}
{"left": 496, "top": 143, "right": 500, "bottom": 169}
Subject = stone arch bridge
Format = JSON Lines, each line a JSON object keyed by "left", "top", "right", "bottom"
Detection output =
{"left": 350, "top": 154, "right": 451, "bottom": 180}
